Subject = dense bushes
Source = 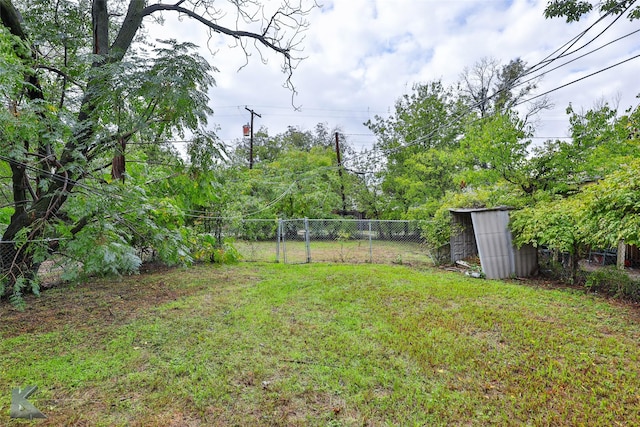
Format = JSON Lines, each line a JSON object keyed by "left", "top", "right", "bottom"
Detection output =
{"left": 585, "top": 267, "right": 640, "bottom": 302}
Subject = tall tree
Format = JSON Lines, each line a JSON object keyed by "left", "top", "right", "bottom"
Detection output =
{"left": 366, "top": 81, "right": 467, "bottom": 216}
{"left": 523, "top": 102, "right": 640, "bottom": 196}
{"left": 460, "top": 111, "right": 536, "bottom": 193}
{"left": 0, "top": 0, "right": 314, "bottom": 301}
{"left": 459, "top": 56, "right": 549, "bottom": 122}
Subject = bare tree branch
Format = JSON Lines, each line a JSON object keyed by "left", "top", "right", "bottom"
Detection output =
{"left": 35, "top": 65, "right": 84, "bottom": 89}
{"left": 141, "top": 4, "right": 293, "bottom": 57}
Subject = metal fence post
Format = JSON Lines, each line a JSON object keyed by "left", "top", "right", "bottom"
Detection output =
{"left": 282, "top": 220, "right": 288, "bottom": 264}
{"left": 304, "top": 217, "right": 311, "bottom": 263}
{"left": 276, "top": 219, "right": 281, "bottom": 263}
{"left": 368, "top": 220, "right": 373, "bottom": 263}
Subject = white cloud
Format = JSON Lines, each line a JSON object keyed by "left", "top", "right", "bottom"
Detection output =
{"left": 147, "top": 0, "right": 640, "bottom": 146}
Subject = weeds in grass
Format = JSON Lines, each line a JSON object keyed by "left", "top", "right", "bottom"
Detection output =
{"left": 585, "top": 267, "right": 640, "bottom": 301}
{"left": 1, "top": 264, "right": 640, "bottom": 425}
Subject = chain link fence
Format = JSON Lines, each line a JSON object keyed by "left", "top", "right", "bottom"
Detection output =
{"left": 1, "top": 219, "right": 433, "bottom": 287}
{"left": 214, "top": 219, "right": 280, "bottom": 263}
{"left": 219, "top": 218, "right": 433, "bottom": 266}
{"left": 0, "top": 239, "right": 68, "bottom": 287}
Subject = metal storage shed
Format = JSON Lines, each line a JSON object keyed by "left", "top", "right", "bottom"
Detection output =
{"left": 449, "top": 207, "right": 538, "bottom": 279}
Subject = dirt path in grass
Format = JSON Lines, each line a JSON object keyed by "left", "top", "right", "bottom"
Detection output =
{"left": 0, "top": 264, "right": 197, "bottom": 339}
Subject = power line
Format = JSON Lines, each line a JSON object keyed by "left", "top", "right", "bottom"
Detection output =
{"left": 515, "top": 52, "right": 640, "bottom": 107}
{"left": 371, "top": 8, "right": 639, "bottom": 156}
{"left": 524, "top": 0, "right": 636, "bottom": 77}
{"left": 514, "top": 27, "right": 640, "bottom": 94}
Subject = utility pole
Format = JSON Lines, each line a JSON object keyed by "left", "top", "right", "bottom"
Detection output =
{"left": 335, "top": 132, "right": 347, "bottom": 213}
{"left": 245, "top": 107, "right": 261, "bottom": 169}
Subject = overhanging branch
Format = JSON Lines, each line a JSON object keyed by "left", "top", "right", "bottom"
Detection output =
{"left": 141, "top": 3, "right": 292, "bottom": 59}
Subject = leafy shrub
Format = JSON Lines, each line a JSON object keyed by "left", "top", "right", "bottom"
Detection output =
{"left": 211, "top": 239, "right": 241, "bottom": 264}
{"left": 192, "top": 234, "right": 241, "bottom": 264}
{"left": 585, "top": 267, "right": 640, "bottom": 301}
{"left": 0, "top": 276, "right": 39, "bottom": 310}
{"left": 83, "top": 242, "right": 142, "bottom": 277}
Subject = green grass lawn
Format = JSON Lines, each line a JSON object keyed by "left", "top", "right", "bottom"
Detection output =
{"left": 236, "top": 239, "right": 431, "bottom": 265}
{"left": 1, "top": 263, "right": 640, "bottom": 426}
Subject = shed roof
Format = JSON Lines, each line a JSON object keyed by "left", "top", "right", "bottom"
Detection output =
{"left": 448, "top": 206, "right": 512, "bottom": 214}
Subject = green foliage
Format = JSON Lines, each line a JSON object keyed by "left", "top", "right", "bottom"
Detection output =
{"left": 579, "top": 159, "right": 640, "bottom": 248}
{"left": 366, "top": 81, "right": 467, "bottom": 215}
{"left": 0, "top": 207, "right": 13, "bottom": 235}
{"left": 510, "top": 195, "right": 589, "bottom": 283}
{"left": 0, "top": 274, "right": 40, "bottom": 310}
{"left": 510, "top": 196, "right": 586, "bottom": 254}
{"left": 191, "top": 234, "right": 241, "bottom": 264}
{"left": 368, "top": 81, "right": 465, "bottom": 153}
{"left": 236, "top": 219, "right": 278, "bottom": 241}
{"left": 383, "top": 148, "right": 462, "bottom": 214}
{"left": 232, "top": 123, "right": 337, "bottom": 167}
{"left": 460, "top": 112, "right": 534, "bottom": 191}
{"left": 212, "top": 239, "right": 241, "bottom": 264}
{"left": 0, "top": 0, "right": 316, "bottom": 299}
{"left": 191, "top": 234, "right": 219, "bottom": 262}
{"left": 216, "top": 124, "right": 364, "bottom": 222}
{"left": 259, "top": 147, "right": 344, "bottom": 218}
{"left": 8, "top": 278, "right": 27, "bottom": 310}
{"left": 556, "top": 103, "right": 638, "bottom": 181}
{"left": 186, "top": 130, "right": 225, "bottom": 172}
{"left": 544, "top": 0, "right": 594, "bottom": 22}
{"left": 545, "top": 0, "right": 640, "bottom": 22}
{"left": 83, "top": 242, "right": 142, "bottom": 277}
{"left": 0, "top": 26, "right": 28, "bottom": 97}
{"left": 506, "top": 103, "right": 640, "bottom": 280}
{"left": 585, "top": 267, "right": 640, "bottom": 301}
{"left": 50, "top": 180, "right": 193, "bottom": 281}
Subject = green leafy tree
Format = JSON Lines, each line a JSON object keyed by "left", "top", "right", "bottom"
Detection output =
{"left": 449, "top": 55, "right": 555, "bottom": 200}
{"left": 522, "top": 103, "right": 640, "bottom": 197}
{"left": 511, "top": 194, "right": 588, "bottom": 283}
{"left": 231, "top": 123, "right": 338, "bottom": 167}
{"left": 366, "top": 81, "right": 467, "bottom": 217}
{"left": 225, "top": 123, "right": 364, "bottom": 218}
{"left": 0, "top": 0, "right": 314, "bottom": 302}
{"left": 459, "top": 111, "right": 537, "bottom": 193}
{"left": 580, "top": 159, "right": 640, "bottom": 248}
{"left": 346, "top": 148, "right": 389, "bottom": 219}
{"left": 545, "top": 0, "right": 640, "bottom": 22}
{"left": 262, "top": 147, "right": 344, "bottom": 218}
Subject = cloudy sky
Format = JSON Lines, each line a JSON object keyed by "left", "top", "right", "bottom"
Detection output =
{"left": 152, "top": 0, "right": 640, "bottom": 153}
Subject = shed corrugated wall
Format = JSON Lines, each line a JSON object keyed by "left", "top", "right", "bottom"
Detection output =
{"left": 514, "top": 243, "right": 538, "bottom": 277}
{"left": 471, "top": 210, "right": 514, "bottom": 279}
{"left": 449, "top": 207, "right": 538, "bottom": 279}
